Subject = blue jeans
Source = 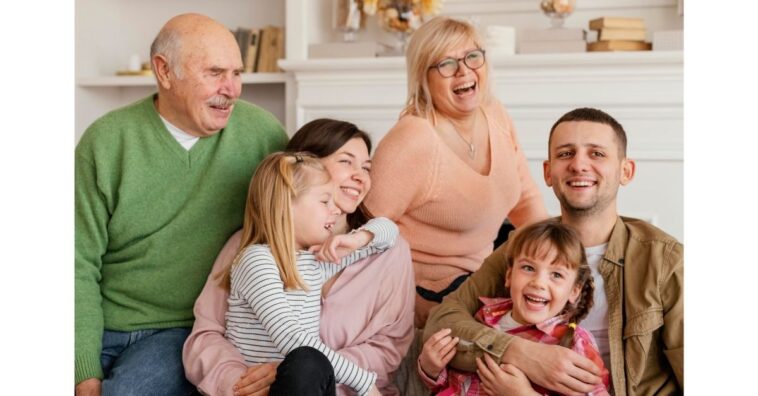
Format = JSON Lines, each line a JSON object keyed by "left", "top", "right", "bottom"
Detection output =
{"left": 100, "top": 327, "right": 196, "bottom": 396}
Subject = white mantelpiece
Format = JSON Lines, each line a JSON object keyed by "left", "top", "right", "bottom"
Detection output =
{"left": 280, "top": 51, "right": 683, "bottom": 240}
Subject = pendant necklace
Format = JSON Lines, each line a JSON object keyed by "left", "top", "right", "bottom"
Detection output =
{"left": 450, "top": 120, "right": 475, "bottom": 159}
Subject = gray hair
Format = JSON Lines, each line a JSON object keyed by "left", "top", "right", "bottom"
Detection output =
{"left": 150, "top": 28, "right": 184, "bottom": 79}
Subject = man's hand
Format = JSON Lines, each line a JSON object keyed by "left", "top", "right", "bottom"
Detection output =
{"left": 419, "top": 328, "right": 458, "bottom": 379}
{"left": 477, "top": 355, "right": 538, "bottom": 396}
{"left": 75, "top": 378, "right": 101, "bottom": 396}
{"left": 233, "top": 362, "right": 279, "bottom": 396}
{"left": 503, "top": 338, "right": 601, "bottom": 396}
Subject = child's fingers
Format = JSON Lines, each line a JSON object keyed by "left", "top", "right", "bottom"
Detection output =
{"left": 482, "top": 354, "right": 503, "bottom": 372}
{"left": 476, "top": 357, "right": 494, "bottom": 382}
{"left": 500, "top": 363, "right": 526, "bottom": 378}
{"left": 438, "top": 336, "right": 458, "bottom": 357}
{"left": 328, "top": 242, "right": 339, "bottom": 262}
{"left": 428, "top": 328, "right": 452, "bottom": 345}
{"left": 441, "top": 342, "right": 457, "bottom": 364}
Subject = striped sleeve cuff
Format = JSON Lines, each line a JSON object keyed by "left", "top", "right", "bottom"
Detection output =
{"left": 356, "top": 217, "right": 398, "bottom": 249}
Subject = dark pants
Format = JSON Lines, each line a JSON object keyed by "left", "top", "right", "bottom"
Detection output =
{"left": 270, "top": 347, "right": 336, "bottom": 396}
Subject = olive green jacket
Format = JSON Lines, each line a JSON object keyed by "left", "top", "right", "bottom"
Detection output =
{"left": 424, "top": 216, "right": 683, "bottom": 396}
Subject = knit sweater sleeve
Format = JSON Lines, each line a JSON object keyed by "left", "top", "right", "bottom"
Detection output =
{"left": 364, "top": 116, "right": 437, "bottom": 221}
{"left": 233, "top": 249, "right": 377, "bottom": 395}
{"left": 74, "top": 145, "right": 108, "bottom": 384}
{"left": 321, "top": 217, "right": 399, "bottom": 279}
{"left": 491, "top": 101, "right": 548, "bottom": 227}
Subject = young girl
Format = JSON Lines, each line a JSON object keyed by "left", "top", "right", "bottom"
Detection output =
{"left": 418, "top": 220, "right": 610, "bottom": 396}
{"left": 218, "top": 151, "right": 397, "bottom": 396}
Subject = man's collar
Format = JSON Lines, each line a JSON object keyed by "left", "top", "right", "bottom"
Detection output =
{"left": 602, "top": 216, "right": 628, "bottom": 267}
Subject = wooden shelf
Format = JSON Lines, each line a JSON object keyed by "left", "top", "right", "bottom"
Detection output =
{"left": 76, "top": 72, "right": 288, "bottom": 87}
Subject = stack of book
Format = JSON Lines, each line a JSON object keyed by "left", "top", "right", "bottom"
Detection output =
{"left": 234, "top": 26, "right": 285, "bottom": 73}
{"left": 587, "top": 17, "right": 651, "bottom": 52}
{"left": 517, "top": 27, "right": 586, "bottom": 54}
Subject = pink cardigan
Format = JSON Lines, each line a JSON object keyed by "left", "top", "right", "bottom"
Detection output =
{"left": 182, "top": 230, "right": 415, "bottom": 396}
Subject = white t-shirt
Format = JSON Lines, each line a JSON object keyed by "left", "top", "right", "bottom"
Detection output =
{"left": 583, "top": 243, "right": 611, "bottom": 374}
{"left": 159, "top": 115, "right": 199, "bottom": 150}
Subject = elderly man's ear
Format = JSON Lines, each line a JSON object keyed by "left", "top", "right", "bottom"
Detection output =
{"left": 152, "top": 54, "right": 173, "bottom": 90}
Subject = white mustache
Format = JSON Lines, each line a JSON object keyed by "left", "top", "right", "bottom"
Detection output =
{"left": 207, "top": 96, "right": 236, "bottom": 107}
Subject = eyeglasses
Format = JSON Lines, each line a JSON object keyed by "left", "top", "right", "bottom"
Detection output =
{"left": 428, "top": 49, "right": 486, "bottom": 78}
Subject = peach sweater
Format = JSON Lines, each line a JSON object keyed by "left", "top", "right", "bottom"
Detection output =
{"left": 365, "top": 99, "right": 547, "bottom": 295}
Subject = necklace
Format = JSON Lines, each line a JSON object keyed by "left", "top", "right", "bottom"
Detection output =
{"left": 449, "top": 121, "right": 476, "bottom": 159}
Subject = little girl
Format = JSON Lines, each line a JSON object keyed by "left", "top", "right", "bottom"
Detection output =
{"left": 418, "top": 220, "right": 610, "bottom": 396}
{"left": 218, "top": 152, "right": 397, "bottom": 396}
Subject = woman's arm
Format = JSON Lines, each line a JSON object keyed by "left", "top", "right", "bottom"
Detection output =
{"left": 183, "top": 231, "right": 252, "bottom": 396}
{"left": 363, "top": 117, "right": 438, "bottom": 220}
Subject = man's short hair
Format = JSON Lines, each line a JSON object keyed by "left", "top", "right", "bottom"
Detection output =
{"left": 549, "top": 107, "right": 628, "bottom": 157}
{"left": 150, "top": 28, "right": 184, "bottom": 78}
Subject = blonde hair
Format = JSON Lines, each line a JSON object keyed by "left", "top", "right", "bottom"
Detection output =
{"left": 504, "top": 219, "right": 595, "bottom": 348}
{"left": 218, "top": 152, "right": 331, "bottom": 291}
{"left": 401, "top": 16, "right": 491, "bottom": 119}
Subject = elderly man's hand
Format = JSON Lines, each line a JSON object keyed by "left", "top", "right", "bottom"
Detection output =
{"left": 75, "top": 378, "right": 101, "bottom": 396}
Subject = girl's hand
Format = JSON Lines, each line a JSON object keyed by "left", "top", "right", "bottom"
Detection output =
{"left": 367, "top": 384, "right": 382, "bottom": 396}
{"left": 476, "top": 355, "right": 539, "bottom": 396}
{"left": 233, "top": 362, "right": 279, "bottom": 396}
{"left": 419, "top": 328, "right": 459, "bottom": 379}
{"left": 310, "top": 230, "right": 373, "bottom": 263}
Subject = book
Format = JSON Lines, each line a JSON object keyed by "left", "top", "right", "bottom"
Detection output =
{"left": 236, "top": 28, "right": 253, "bottom": 71}
{"left": 519, "top": 27, "right": 586, "bottom": 42}
{"left": 589, "top": 17, "right": 645, "bottom": 31}
{"left": 587, "top": 40, "right": 652, "bottom": 52}
{"left": 518, "top": 40, "right": 586, "bottom": 54}
{"left": 257, "top": 26, "right": 285, "bottom": 72}
{"left": 244, "top": 29, "right": 260, "bottom": 73}
{"left": 233, "top": 28, "right": 247, "bottom": 65}
{"left": 597, "top": 28, "right": 646, "bottom": 41}
{"left": 275, "top": 27, "right": 285, "bottom": 72}
{"left": 256, "top": 26, "right": 278, "bottom": 73}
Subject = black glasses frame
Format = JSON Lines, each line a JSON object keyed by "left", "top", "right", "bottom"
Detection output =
{"left": 428, "top": 49, "right": 487, "bottom": 78}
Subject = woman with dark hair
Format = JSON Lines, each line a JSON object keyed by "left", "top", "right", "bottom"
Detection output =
{"left": 183, "top": 118, "right": 415, "bottom": 396}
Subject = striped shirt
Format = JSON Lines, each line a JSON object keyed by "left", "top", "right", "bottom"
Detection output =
{"left": 226, "top": 217, "right": 398, "bottom": 396}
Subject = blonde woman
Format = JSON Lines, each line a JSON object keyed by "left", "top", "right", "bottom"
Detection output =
{"left": 364, "top": 16, "right": 548, "bottom": 394}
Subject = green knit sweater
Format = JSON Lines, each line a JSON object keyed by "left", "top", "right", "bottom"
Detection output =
{"left": 74, "top": 95, "right": 288, "bottom": 383}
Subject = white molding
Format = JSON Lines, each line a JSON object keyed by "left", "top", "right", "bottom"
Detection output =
{"left": 442, "top": 0, "right": 677, "bottom": 15}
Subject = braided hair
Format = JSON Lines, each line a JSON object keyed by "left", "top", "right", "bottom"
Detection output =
{"left": 558, "top": 258, "right": 594, "bottom": 348}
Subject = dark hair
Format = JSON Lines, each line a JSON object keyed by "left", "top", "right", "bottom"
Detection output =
{"left": 504, "top": 219, "right": 595, "bottom": 348}
{"left": 286, "top": 118, "right": 374, "bottom": 230}
{"left": 549, "top": 107, "right": 628, "bottom": 158}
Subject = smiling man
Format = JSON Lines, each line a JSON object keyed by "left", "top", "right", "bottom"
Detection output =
{"left": 424, "top": 108, "right": 683, "bottom": 396}
{"left": 74, "top": 13, "right": 287, "bottom": 396}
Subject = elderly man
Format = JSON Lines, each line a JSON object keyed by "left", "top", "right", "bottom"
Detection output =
{"left": 424, "top": 108, "right": 683, "bottom": 396}
{"left": 75, "top": 13, "right": 288, "bottom": 395}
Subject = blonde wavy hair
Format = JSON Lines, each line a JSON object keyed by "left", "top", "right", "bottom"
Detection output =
{"left": 401, "top": 16, "right": 492, "bottom": 119}
{"left": 218, "top": 152, "right": 331, "bottom": 291}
